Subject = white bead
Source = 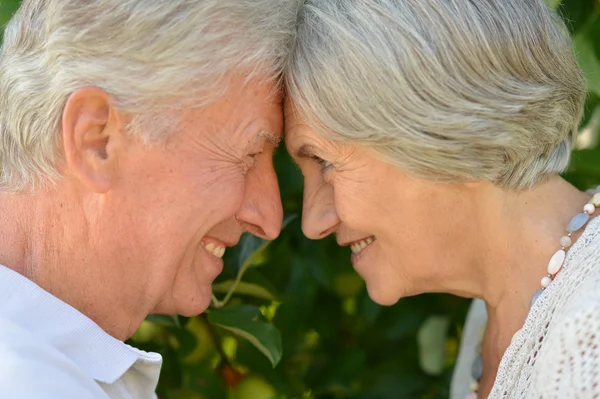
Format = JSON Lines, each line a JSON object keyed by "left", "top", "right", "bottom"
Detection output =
{"left": 584, "top": 203, "right": 596, "bottom": 214}
{"left": 541, "top": 276, "right": 552, "bottom": 288}
{"left": 469, "top": 381, "right": 480, "bottom": 392}
{"left": 560, "top": 236, "right": 572, "bottom": 247}
{"left": 591, "top": 193, "right": 600, "bottom": 207}
{"left": 547, "top": 249, "right": 565, "bottom": 275}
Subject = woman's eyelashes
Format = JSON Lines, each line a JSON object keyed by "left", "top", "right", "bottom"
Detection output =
{"left": 311, "top": 155, "right": 333, "bottom": 171}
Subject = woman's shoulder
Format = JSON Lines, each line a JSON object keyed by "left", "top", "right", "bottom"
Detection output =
{"left": 528, "top": 286, "right": 600, "bottom": 395}
{"left": 549, "top": 263, "right": 600, "bottom": 341}
{"left": 528, "top": 244, "right": 600, "bottom": 396}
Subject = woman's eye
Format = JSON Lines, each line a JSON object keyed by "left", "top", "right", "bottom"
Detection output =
{"left": 312, "top": 155, "right": 332, "bottom": 171}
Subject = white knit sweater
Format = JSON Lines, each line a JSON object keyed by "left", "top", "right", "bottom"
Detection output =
{"left": 451, "top": 215, "right": 600, "bottom": 398}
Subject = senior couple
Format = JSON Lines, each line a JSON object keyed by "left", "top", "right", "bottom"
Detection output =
{"left": 1, "top": 0, "right": 599, "bottom": 398}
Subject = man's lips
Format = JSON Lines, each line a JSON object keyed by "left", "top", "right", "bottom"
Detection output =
{"left": 200, "top": 236, "right": 238, "bottom": 259}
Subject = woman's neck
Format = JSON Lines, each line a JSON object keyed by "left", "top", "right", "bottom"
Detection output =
{"left": 445, "top": 177, "right": 589, "bottom": 303}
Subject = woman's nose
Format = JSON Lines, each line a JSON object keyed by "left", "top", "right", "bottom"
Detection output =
{"left": 301, "top": 182, "right": 340, "bottom": 239}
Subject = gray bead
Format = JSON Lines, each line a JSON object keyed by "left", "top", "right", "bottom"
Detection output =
{"left": 471, "top": 355, "right": 483, "bottom": 380}
{"left": 566, "top": 212, "right": 590, "bottom": 232}
{"left": 530, "top": 288, "right": 543, "bottom": 309}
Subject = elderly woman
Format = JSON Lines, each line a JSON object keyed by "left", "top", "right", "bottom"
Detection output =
{"left": 0, "top": 0, "right": 297, "bottom": 398}
{"left": 284, "top": 0, "right": 600, "bottom": 397}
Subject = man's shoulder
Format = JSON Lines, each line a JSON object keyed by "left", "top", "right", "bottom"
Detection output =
{"left": 0, "top": 318, "right": 109, "bottom": 398}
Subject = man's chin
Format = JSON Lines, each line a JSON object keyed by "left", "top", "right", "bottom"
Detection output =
{"left": 177, "top": 300, "right": 211, "bottom": 317}
{"left": 151, "top": 285, "right": 213, "bottom": 317}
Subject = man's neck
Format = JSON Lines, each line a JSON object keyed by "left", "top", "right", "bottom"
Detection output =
{"left": 0, "top": 186, "right": 135, "bottom": 341}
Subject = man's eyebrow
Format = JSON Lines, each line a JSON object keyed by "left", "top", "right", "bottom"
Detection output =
{"left": 259, "top": 131, "right": 282, "bottom": 147}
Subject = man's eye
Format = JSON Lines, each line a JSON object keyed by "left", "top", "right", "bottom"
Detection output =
{"left": 242, "top": 152, "right": 262, "bottom": 174}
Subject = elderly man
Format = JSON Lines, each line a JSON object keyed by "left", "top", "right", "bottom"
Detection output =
{"left": 0, "top": 1, "right": 297, "bottom": 397}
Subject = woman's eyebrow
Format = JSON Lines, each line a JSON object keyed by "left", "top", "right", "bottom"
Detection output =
{"left": 296, "top": 144, "right": 316, "bottom": 158}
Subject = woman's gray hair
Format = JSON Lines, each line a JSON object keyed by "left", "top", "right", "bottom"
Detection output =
{"left": 0, "top": 0, "right": 299, "bottom": 192}
{"left": 286, "top": 0, "right": 587, "bottom": 189}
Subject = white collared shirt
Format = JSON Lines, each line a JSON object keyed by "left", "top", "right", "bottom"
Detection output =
{"left": 0, "top": 265, "right": 162, "bottom": 399}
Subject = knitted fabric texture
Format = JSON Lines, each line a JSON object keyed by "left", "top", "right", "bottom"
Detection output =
{"left": 451, "top": 216, "right": 600, "bottom": 398}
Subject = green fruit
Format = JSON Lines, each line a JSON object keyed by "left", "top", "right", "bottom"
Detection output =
{"left": 182, "top": 317, "right": 213, "bottom": 364}
{"left": 417, "top": 315, "right": 450, "bottom": 376}
{"left": 228, "top": 376, "right": 277, "bottom": 399}
{"left": 332, "top": 271, "right": 364, "bottom": 298}
{"left": 131, "top": 321, "right": 160, "bottom": 344}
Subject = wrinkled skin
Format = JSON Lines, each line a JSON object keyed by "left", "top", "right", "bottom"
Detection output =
{"left": 284, "top": 100, "right": 591, "bottom": 307}
{"left": 0, "top": 74, "right": 283, "bottom": 340}
{"left": 284, "top": 99, "right": 593, "bottom": 397}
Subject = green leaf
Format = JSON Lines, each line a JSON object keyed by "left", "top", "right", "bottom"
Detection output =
{"left": 170, "top": 327, "right": 198, "bottom": 358}
{"left": 558, "top": 0, "right": 596, "bottom": 34}
{"left": 207, "top": 305, "right": 282, "bottom": 367}
{"left": 570, "top": 147, "right": 600, "bottom": 175}
{"left": 545, "top": 0, "right": 562, "bottom": 10}
{"left": 212, "top": 280, "right": 277, "bottom": 301}
{"left": 146, "top": 314, "right": 182, "bottom": 329}
{"left": 234, "top": 233, "right": 270, "bottom": 270}
{"left": 242, "top": 269, "right": 281, "bottom": 299}
{"left": 231, "top": 214, "right": 298, "bottom": 272}
{"left": 574, "top": 33, "right": 600, "bottom": 97}
{"left": 0, "top": 1, "right": 20, "bottom": 30}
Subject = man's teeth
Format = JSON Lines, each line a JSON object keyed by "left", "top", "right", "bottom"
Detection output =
{"left": 350, "top": 237, "right": 374, "bottom": 254}
{"left": 202, "top": 242, "right": 226, "bottom": 258}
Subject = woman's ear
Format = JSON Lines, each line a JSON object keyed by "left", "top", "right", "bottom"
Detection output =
{"left": 61, "top": 86, "right": 126, "bottom": 193}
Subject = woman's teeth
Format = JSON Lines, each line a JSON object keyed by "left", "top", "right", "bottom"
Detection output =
{"left": 350, "top": 237, "right": 374, "bottom": 254}
{"left": 202, "top": 242, "right": 226, "bottom": 258}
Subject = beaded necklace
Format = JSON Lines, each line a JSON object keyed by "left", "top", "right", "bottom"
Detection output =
{"left": 467, "top": 188, "right": 600, "bottom": 399}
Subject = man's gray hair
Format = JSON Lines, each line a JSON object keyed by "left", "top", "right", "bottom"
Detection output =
{"left": 286, "top": 0, "right": 587, "bottom": 189}
{"left": 0, "top": 0, "right": 299, "bottom": 191}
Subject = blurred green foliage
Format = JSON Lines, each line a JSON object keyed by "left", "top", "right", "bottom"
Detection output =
{"left": 1, "top": 1, "right": 599, "bottom": 398}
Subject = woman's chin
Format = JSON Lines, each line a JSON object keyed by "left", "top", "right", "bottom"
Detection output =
{"left": 366, "top": 282, "right": 401, "bottom": 306}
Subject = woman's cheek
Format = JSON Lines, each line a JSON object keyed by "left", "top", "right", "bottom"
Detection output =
{"left": 334, "top": 180, "right": 366, "bottom": 221}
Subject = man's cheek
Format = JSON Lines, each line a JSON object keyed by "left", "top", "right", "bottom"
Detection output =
{"left": 199, "top": 184, "right": 246, "bottom": 222}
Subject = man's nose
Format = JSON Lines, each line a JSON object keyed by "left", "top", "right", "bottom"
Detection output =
{"left": 235, "top": 159, "right": 283, "bottom": 240}
{"left": 302, "top": 182, "right": 340, "bottom": 240}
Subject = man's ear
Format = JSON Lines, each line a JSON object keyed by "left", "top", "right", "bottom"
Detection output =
{"left": 61, "top": 86, "right": 126, "bottom": 193}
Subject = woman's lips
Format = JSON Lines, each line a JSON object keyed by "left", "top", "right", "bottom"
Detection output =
{"left": 349, "top": 236, "right": 375, "bottom": 255}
